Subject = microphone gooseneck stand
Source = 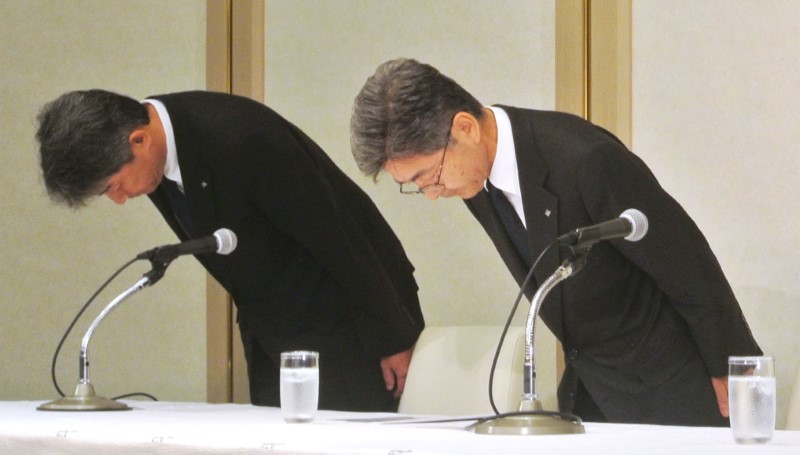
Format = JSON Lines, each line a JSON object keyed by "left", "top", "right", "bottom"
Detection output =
{"left": 38, "top": 259, "right": 171, "bottom": 411}
{"left": 474, "top": 249, "right": 590, "bottom": 435}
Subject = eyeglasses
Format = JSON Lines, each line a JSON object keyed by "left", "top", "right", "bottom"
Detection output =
{"left": 399, "top": 129, "right": 450, "bottom": 195}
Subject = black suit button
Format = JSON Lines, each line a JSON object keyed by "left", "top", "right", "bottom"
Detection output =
{"left": 566, "top": 349, "right": 578, "bottom": 360}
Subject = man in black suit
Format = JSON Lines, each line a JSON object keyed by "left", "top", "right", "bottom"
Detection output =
{"left": 36, "top": 89, "right": 424, "bottom": 412}
{"left": 349, "top": 58, "right": 761, "bottom": 426}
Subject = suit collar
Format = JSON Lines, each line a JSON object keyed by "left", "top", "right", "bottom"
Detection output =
{"left": 143, "top": 98, "right": 182, "bottom": 187}
{"left": 495, "top": 106, "right": 563, "bottom": 335}
{"left": 487, "top": 106, "right": 521, "bottom": 196}
{"left": 149, "top": 94, "right": 219, "bottom": 240}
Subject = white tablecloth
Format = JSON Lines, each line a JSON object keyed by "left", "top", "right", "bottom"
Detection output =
{"left": 1, "top": 400, "right": 799, "bottom": 454}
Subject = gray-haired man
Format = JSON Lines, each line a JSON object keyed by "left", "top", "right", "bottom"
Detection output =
{"left": 350, "top": 58, "right": 761, "bottom": 426}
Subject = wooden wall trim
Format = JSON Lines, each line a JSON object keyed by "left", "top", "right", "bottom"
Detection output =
{"left": 231, "top": 0, "right": 265, "bottom": 101}
{"left": 205, "top": 0, "right": 265, "bottom": 404}
{"left": 205, "top": 0, "right": 233, "bottom": 404}
{"left": 554, "top": 0, "right": 632, "bottom": 384}
{"left": 555, "top": 0, "right": 587, "bottom": 385}
{"left": 588, "top": 0, "right": 632, "bottom": 147}
{"left": 556, "top": 0, "right": 632, "bottom": 142}
{"left": 556, "top": 0, "right": 588, "bottom": 120}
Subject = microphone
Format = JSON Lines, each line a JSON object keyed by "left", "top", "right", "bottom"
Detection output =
{"left": 37, "top": 228, "right": 238, "bottom": 413}
{"left": 136, "top": 228, "right": 238, "bottom": 261}
{"left": 476, "top": 210, "right": 650, "bottom": 435}
{"left": 558, "top": 209, "right": 648, "bottom": 248}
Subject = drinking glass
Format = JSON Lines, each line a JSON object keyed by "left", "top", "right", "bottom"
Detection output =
{"left": 728, "top": 356, "right": 776, "bottom": 444}
{"left": 280, "top": 351, "right": 319, "bottom": 423}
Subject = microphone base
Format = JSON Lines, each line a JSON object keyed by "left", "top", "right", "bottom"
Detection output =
{"left": 37, "top": 380, "right": 131, "bottom": 412}
{"left": 473, "top": 413, "right": 586, "bottom": 435}
{"left": 473, "top": 399, "right": 585, "bottom": 436}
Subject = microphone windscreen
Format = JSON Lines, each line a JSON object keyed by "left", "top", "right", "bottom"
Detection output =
{"left": 213, "top": 228, "right": 238, "bottom": 254}
{"left": 620, "top": 209, "right": 648, "bottom": 242}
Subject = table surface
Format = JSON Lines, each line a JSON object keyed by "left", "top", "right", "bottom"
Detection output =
{"left": 2, "top": 400, "right": 799, "bottom": 454}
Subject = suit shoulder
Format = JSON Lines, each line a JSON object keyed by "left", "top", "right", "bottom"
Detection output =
{"left": 149, "top": 90, "right": 267, "bottom": 107}
{"left": 495, "top": 104, "right": 585, "bottom": 124}
{"left": 495, "top": 105, "right": 601, "bottom": 133}
{"left": 497, "top": 104, "right": 626, "bottom": 150}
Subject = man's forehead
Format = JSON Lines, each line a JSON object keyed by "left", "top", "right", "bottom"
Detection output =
{"left": 384, "top": 154, "right": 433, "bottom": 183}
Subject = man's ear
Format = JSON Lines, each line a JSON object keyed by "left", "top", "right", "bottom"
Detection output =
{"left": 128, "top": 128, "right": 149, "bottom": 150}
{"left": 452, "top": 111, "right": 481, "bottom": 144}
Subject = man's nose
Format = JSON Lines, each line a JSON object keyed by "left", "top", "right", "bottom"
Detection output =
{"left": 105, "top": 190, "right": 128, "bottom": 205}
{"left": 424, "top": 187, "right": 445, "bottom": 201}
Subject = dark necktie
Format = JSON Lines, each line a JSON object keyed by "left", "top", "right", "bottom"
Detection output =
{"left": 486, "top": 180, "right": 532, "bottom": 268}
{"left": 161, "top": 178, "right": 194, "bottom": 237}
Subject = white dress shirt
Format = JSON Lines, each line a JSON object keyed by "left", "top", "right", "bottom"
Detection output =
{"left": 142, "top": 98, "right": 182, "bottom": 190}
{"left": 487, "top": 106, "right": 526, "bottom": 228}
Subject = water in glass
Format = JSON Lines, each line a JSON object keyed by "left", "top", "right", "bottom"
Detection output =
{"left": 280, "top": 367, "right": 319, "bottom": 423}
{"left": 729, "top": 375, "right": 776, "bottom": 443}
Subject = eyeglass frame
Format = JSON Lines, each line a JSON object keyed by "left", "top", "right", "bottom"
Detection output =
{"left": 399, "top": 127, "right": 451, "bottom": 195}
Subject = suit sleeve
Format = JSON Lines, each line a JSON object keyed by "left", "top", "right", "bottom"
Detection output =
{"left": 240, "top": 126, "right": 422, "bottom": 360}
{"left": 574, "top": 141, "right": 761, "bottom": 377}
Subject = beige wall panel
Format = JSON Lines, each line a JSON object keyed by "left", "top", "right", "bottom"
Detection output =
{"left": 633, "top": 0, "right": 800, "bottom": 428}
{"left": 263, "top": 0, "right": 558, "bottom": 409}
{"left": 0, "top": 0, "right": 207, "bottom": 402}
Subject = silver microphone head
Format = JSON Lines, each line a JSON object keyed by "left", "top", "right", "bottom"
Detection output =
{"left": 213, "top": 228, "right": 238, "bottom": 255}
{"left": 620, "top": 209, "right": 648, "bottom": 242}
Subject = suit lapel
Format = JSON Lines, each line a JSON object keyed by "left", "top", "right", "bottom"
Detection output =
{"left": 148, "top": 185, "right": 187, "bottom": 241}
{"left": 157, "top": 95, "right": 220, "bottom": 239}
{"left": 501, "top": 105, "right": 563, "bottom": 339}
{"left": 149, "top": 94, "right": 237, "bottom": 290}
{"left": 465, "top": 191, "right": 532, "bottom": 295}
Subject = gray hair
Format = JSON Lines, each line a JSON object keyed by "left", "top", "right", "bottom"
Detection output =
{"left": 350, "top": 58, "right": 484, "bottom": 179}
{"left": 36, "top": 89, "right": 148, "bottom": 207}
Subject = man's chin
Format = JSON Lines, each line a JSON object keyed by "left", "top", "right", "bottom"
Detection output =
{"left": 461, "top": 187, "right": 484, "bottom": 200}
{"left": 146, "top": 180, "right": 163, "bottom": 195}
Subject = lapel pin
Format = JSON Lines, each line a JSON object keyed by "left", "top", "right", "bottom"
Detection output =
{"left": 544, "top": 209, "right": 551, "bottom": 217}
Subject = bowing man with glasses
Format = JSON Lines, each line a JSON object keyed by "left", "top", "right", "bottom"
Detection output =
{"left": 349, "top": 58, "right": 761, "bottom": 427}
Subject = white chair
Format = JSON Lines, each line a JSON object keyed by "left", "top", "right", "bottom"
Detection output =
{"left": 786, "top": 364, "right": 800, "bottom": 430}
{"left": 398, "top": 325, "right": 526, "bottom": 416}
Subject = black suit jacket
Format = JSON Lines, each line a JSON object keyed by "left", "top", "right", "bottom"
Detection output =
{"left": 146, "top": 91, "right": 423, "bottom": 360}
{"left": 466, "top": 106, "right": 760, "bottom": 411}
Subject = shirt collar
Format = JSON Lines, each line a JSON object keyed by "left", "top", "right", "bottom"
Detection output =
{"left": 142, "top": 98, "right": 182, "bottom": 188}
{"left": 486, "top": 106, "right": 520, "bottom": 196}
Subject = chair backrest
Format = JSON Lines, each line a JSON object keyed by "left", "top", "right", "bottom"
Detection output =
{"left": 398, "top": 325, "right": 526, "bottom": 416}
{"left": 786, "top": 364, "right": 800, "bottom": 430}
